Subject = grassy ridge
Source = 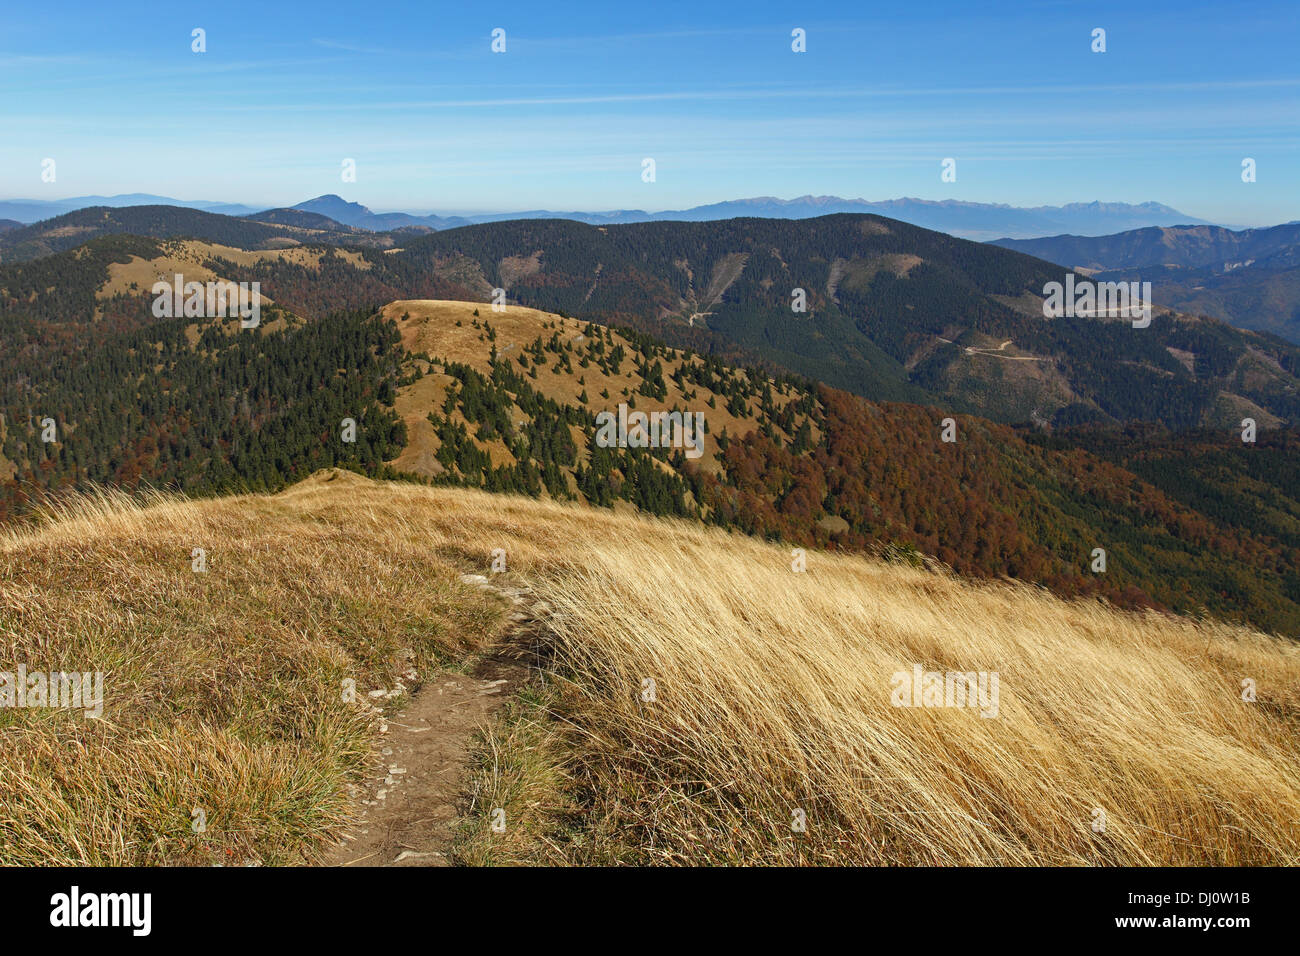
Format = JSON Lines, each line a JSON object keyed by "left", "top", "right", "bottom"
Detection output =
{"left": 4, "top": 473, "right": 1297, "bottom": 866}
{"left": 499, "top": 540, "right": 1300, "bottom": 864}
{"left": 260, "top": 476, "right": 1300, "bottom": 866}
{"left": 0, "top": 473, "right": 505, "bottom": 865}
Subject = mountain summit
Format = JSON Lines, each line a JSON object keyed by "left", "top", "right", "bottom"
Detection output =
{"left": 290, "top": 194, "right": 376, "bottom": 227}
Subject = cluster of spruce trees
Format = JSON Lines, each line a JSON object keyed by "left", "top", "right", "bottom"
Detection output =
{"left": 0, "top": 296, "right": 407, "bottom": 518}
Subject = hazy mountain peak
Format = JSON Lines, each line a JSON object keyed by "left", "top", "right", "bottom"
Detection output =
{"left": 291, "top": 195, "right": 376, "bottom": 226}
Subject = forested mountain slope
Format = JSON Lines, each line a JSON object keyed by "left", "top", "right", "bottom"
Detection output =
{"left": 3, "top": 228, "right": 1299, "bottom": 635}
{"left": 8, "top": 208, "right": 1298, "bottom": 428}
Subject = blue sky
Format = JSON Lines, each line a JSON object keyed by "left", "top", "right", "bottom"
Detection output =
{"left": 1, "top": 0, "right": 1296, "bottom": 224}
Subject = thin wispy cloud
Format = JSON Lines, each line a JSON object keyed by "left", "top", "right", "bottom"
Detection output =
{"left": 310, "top": 38, "right": 400, "bottom": 55}
{"left": 194, "top": 77, "right": 1300, "bottom": 113}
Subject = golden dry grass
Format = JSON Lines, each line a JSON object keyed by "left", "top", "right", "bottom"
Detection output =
{"left": 0, "top": 476, "right": 506, "bottom": 865}
{"left": 3, "top": 472, "right": 1298, "bottom": 866}
{"left": 517, "top": 540, "right": 1300, "bottom": 865}
{"left": 99, "top": 241, "right": 371, "bottom": 300}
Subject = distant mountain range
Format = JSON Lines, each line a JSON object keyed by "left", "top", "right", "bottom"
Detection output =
{"left": 5, "top": 198, "right": 1296, "bottom": 345}
{"left": 0, "top": 194, "right": 262, "bottom": 223}
{"left": 0, "top": 204, "right": 389, "bottom": 261}
{"left": 630, "top": 197, "right": 1217, "bottom": 240}
{"left": 994, "top": 223, "right": 1300, "bottom": 343}
{"left": 0, "top": 193, "right": 1218, "bottom": 240}
{"left": 6, "top": 201, "right": 1294, "bottom": 430}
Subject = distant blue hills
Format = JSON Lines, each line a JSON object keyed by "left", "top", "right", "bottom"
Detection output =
{"left": 0, "top": 193, "right": 1219, "bottom": 241}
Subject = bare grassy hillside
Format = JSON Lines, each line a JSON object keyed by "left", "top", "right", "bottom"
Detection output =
{"left": 2, "top": 472, "right": 1297, "bottom": 865}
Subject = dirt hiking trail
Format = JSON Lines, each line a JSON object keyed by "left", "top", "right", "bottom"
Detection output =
{"left": 320, "top": 574, "right": 536, "bottom": 867}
